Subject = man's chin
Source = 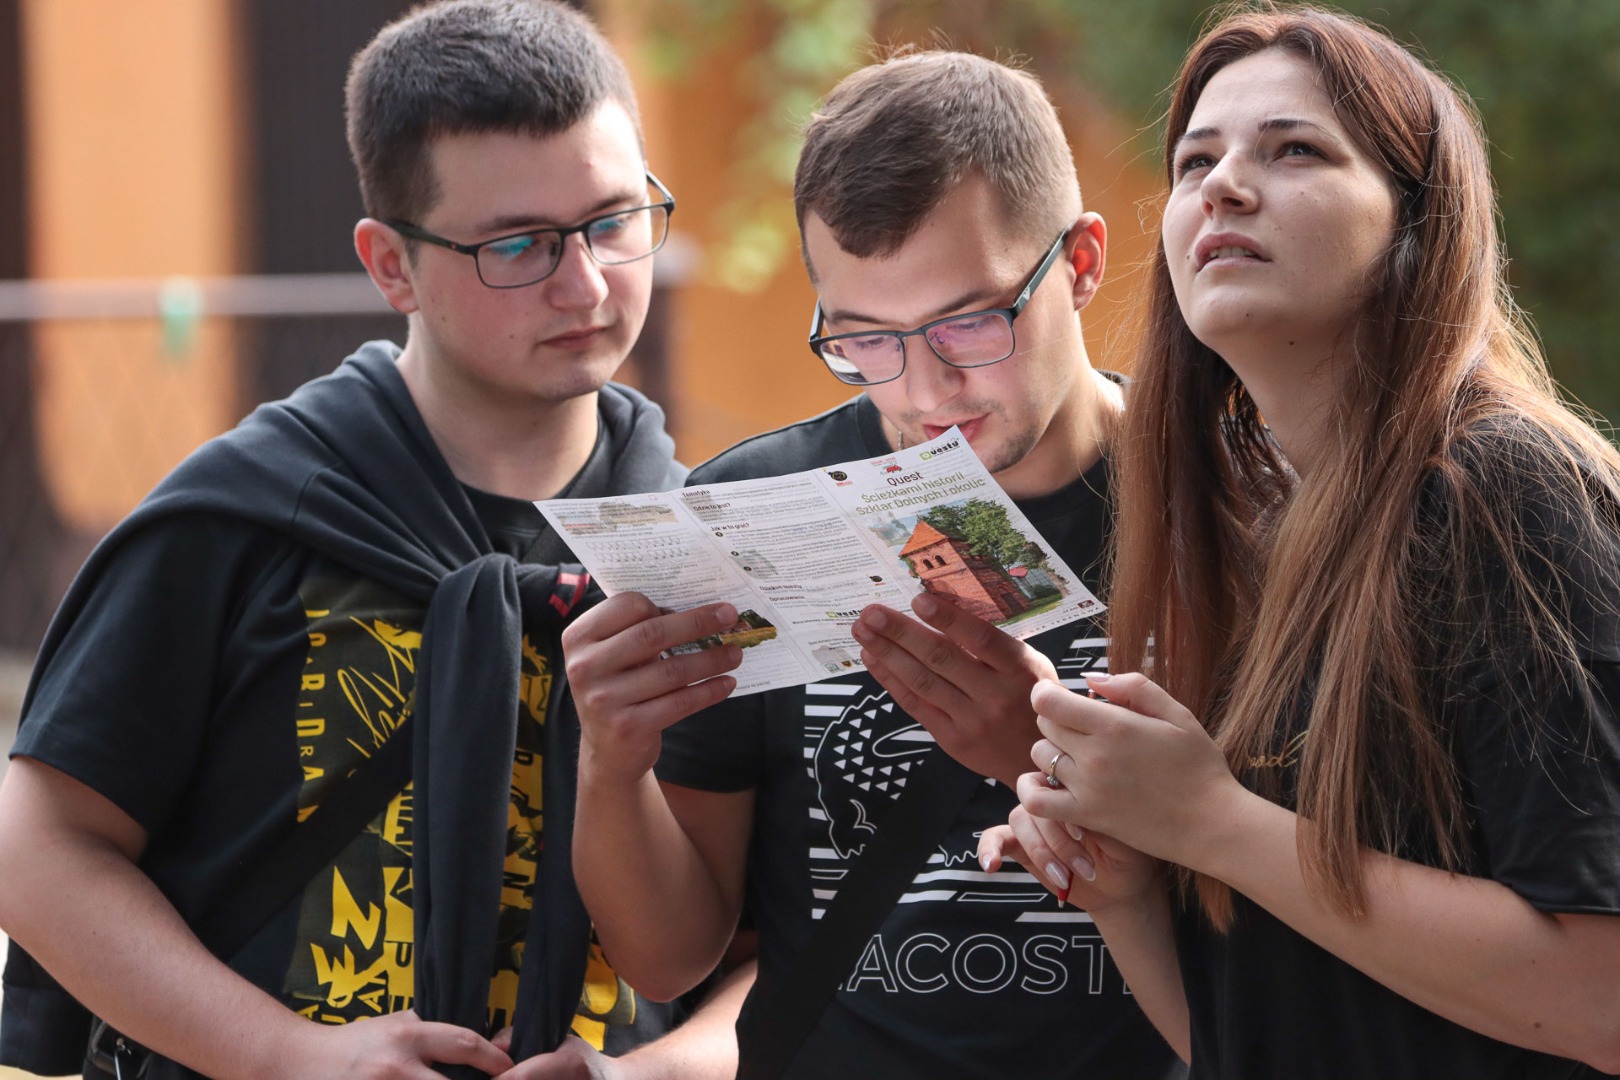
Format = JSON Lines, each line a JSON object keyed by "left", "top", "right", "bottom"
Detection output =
{"left": 536, "top": 347, "right": 629, "bottom": 393}
{"left": 511, "top": 370, "right": 619, "bottom": 409}
{"left": 978, "top": 434, "right": 1044, "bottom": 481}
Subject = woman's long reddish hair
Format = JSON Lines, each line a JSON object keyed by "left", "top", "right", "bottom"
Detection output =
{"left": 1109, "top": 3, "right": 1620, "bottom": 924}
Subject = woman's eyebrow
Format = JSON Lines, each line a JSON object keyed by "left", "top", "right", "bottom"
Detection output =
{"left": 1176, "top": 116, "right": 1333, "bottom": 150}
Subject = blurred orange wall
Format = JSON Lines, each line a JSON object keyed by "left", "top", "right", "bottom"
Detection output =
{"left": 22, "top": 0, "right": 244, "bottom": 531}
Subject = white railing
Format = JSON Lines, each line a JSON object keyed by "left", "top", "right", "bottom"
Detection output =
{"left": 0, "top": 274, "right": 394, "bottom": 322}
{"left": 0, "top": 235, "right": 699, "bottom": 323}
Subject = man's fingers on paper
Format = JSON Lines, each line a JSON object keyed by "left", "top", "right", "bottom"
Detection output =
{"left": 567, "top": 597, "right": 735, "bottom": 668}
{"left": 856, "top": 604, "right": 983, "bottom": 699}
{"left": 858, "top": 636, "right": 964, "bottom": 716}
{"left": 608, "top": 643, "right": 741, "bottom": 707}
{"left": 561, "top": 591, "right": 661, "bottom": 650}
{"left": 624, "top": 601, "right": 738, "bottom": 659}
{"left": 859, "top": 603, "right": 974, "bottom": 678}
{"left": 620, "top": 651, "right": 741, "bottom": 720}
{"left": 911, "top": 592, "right": 1026, "bottom": 669}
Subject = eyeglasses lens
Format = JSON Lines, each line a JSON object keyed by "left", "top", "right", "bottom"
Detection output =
{"left": 925, "top": 313, "right": 1014, "bottom": 366}
{"left": 818, "top": 311, "right": 1014, "bottom": 385}
{"left": 475, "top": 202, "right": 671, "bottom": 288}
{"left": 477, "top": 233, "right": 563, "bottom": 288}
{"left": 820, "top": 335, "right": 902, "bottom": 385}
{"left": 587, "top": 206, "right": 669, "bottom": 264}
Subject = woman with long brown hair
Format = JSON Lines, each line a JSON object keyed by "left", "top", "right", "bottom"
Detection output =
{"left": 979, "top": 5, "right": 1620, "bottom": 1076}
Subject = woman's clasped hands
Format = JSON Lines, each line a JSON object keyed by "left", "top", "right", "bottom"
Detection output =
{"left": 978, "top": 671, "right": 1250, "bottom": 911}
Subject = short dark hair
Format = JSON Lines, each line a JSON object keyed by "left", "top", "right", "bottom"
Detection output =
{"left": 794, "top": 50, "right": 1080, "bottom": 268}
{"left": 345, "top": 0, "right": 641, "bottom": 222}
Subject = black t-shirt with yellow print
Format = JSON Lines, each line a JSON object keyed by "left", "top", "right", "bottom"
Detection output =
{"left": 15, "top": 487, "right": 675, "bottom": 1061}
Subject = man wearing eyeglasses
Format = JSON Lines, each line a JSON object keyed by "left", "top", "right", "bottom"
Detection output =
{"left": 564, "top": 51, "right": 1184, "bottom": 1080}
{"left": 0, "top": 2, "right": 748, "bottom": 1078}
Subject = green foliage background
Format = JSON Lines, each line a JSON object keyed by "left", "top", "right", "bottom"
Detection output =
{"left": 642, "top": 0, "right": 1620, "bottom": 427}
{"left": 920, "top": 498, "right": 1046, "bottom": 572}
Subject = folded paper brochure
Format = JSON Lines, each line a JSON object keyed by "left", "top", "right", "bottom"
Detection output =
{"left": 536, "top": 427, "right": 1104, "bottom": 696}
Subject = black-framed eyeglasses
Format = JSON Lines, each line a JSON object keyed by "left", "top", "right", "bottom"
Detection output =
{"left": 807, "top": 227, "right": 1072, "bottom": 387}
{"left": 384, "top": 171, "right": 675, "bottom": 289}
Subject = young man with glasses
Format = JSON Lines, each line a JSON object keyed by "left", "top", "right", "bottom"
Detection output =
{"left": 564, "top": 52, "right": 1184, "bottom": 1079}
{"left": 0, "top": 2, "right": 746, "bottom": 1077}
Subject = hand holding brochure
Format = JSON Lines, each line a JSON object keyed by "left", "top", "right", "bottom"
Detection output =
{"left": 536, "top": 427, "right": 1104, "bottom": 696}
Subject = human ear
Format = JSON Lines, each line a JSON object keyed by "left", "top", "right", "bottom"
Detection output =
{"left": 354, "top": 218, "right": 421, "bottom": 316}
{"left": 1068, "top": 213, "right": 1107, "bottom": 311}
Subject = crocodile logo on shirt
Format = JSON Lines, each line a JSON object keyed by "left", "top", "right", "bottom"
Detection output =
{"left": 810, "top": 687, "right": 934, "bottom": 858}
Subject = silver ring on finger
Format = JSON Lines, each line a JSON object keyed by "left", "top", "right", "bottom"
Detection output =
{"left": 1044, "top": 751, "right": 1066, "bottom": 790}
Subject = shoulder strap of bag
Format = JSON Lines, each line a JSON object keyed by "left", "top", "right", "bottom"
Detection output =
{"left": 736, "top": 746, "right": 983, "bottom": 1080}
{"left": 191, "top": 718, "right": 414, "bottom": 959}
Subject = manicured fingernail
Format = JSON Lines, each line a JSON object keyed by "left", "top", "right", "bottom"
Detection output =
{"left": 1065, "top": 823, "right": 1086, "bottom": 843}
{"left": 1045, "top": 862, "right": 1070, "bottom": 890}
{"left": 979, "top": 853, "right": 993, "bottom": 873}
{"left": 1070, "top": 855, "right": 1097, "bottom": 882}
{"left": 1086, "top": 671, "right": 1112, "bottom": 683}
{"left": 1056, "top": 885, "right": 1070, "bottom": 908}
{"left": 912, "top": 592, "right": 938, "bottom": 618}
